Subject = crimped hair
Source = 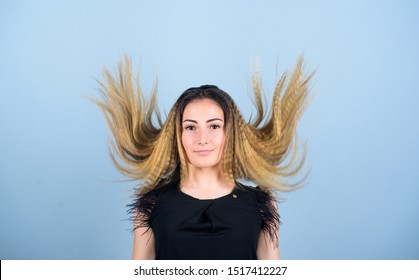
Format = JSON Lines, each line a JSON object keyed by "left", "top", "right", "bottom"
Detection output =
{"left": 91, "top": 56, "right": 314, "bottom": 195}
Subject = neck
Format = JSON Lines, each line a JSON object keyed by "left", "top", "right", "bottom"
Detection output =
{"left": 182, "top": 165, "right": 230, "bottom": 190}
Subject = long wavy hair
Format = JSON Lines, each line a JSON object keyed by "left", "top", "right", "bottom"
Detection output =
{"left": 91, "top": 56, "right": 314, "bottom": 195}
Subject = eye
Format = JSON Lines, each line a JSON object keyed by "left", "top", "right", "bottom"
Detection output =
{"left": 210, "top": 124, "right": 221, "bottom": 129}
{"left": 184, "top": 125, "right": 196, "bottom": 131}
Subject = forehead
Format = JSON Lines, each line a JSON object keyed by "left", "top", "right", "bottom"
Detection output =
{"left": 182, "top": 99, "right": 224, "bottom": 119}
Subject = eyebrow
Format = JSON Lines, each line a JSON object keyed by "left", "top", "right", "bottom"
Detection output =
{"left": 183, "top": 118, "right": 224, "bottom": 123}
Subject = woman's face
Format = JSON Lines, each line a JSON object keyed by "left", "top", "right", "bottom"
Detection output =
{"left": 181, "top": 98, "right": 225, "bottom": 170}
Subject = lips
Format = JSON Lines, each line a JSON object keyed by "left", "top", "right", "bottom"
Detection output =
{"left": 194, "top": 149, "right": 213, "bottom": 156}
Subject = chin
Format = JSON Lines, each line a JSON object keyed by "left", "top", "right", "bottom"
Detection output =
{"left": 191, "top": 164, "right": 219, "bottom": 169}
{"left": 188, "top": 160, "right": 221, "bottom": 169}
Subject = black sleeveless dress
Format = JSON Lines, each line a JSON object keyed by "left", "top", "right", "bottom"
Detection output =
{"left": 128, "top": 180, "right": 279, "bottom": 260}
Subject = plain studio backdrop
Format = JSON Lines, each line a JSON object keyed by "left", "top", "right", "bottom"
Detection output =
{"left": 1, "top": 0, "right": 418, "bottom": 260}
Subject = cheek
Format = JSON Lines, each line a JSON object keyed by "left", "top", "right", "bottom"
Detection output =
{"left": 181, "top": 133, "right": 191, "bottom": 162}
{"left": 181, "top": 133, "right": 187, "bottom": 150}
{"left": 215, "top": 132, "right": 226, "bottom": 149}
{"left": 181, "top": 133, "right": 192, "bottom": 151}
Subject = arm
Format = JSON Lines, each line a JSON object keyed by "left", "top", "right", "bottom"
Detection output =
{"left": 256, "top": 227, "right": 280, "bottom": 260}
{"left": 256, "top": 197, "right": 280, "bottom": 260}
{"left": 132, "top": 226, "right": 156, "bottom": 259}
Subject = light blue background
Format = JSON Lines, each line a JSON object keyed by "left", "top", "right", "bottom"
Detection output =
{"left": 1, "top": 0, "right": 418, "bottom": 260}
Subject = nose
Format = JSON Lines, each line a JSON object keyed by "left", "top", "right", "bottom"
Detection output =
{"left": 197, "top": 128, "right": 209, "bottom": 145}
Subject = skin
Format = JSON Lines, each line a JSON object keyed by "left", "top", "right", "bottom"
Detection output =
{"left": 180, "top": 99, "right": 232, "bottom": 199}
{"left": 132, "top": 98, "right": 280, "bottom": 259}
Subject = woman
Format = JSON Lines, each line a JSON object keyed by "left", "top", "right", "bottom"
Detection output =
{"left": 93, "top": 56, "right": 314, "bottom": 260}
